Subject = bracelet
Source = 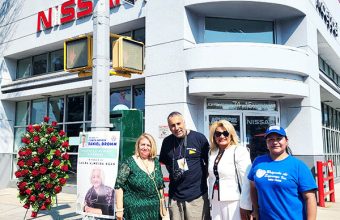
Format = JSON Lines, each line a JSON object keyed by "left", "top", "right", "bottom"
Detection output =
{"left": 116, "top": 208, "right": 124, "bottom": 212}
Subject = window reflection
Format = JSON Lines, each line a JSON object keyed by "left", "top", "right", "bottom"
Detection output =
{"left": 87, "top": 93, "right": 92, "bottom": 120}
{"left": 17, "top": 58, "right": 31, "bottom": 79}
{"left": 33, "top": 54, "right": 47, "bottom": 75}
{"left": 31, "top": 99, "right": 47, "bottom": 124}
{"left": 67, "top": 95, "right": 84, "bottom": 122}
{"left": 49, "top": 97, "right": 64, "bottom": 123}
{"left": 65, "top": 123, "right": 82, "bottom": 153}
{"left": 49, "top": 50, "right": 64, "bottom": 72}
{"left": 133, "top": 86, "right": 145, "bottom": 110}
{"left": 14, "top": 127, "right": 26, "bottom": 152}
{"left": 67, "top": 155, "right": 78, "bottom": 185}
{"left": 110, "top": 88, "right": 131, "bottom": 110}
{"left": 15, "top": 101, "right": 29, "bottom": 126}
{"left": 205, "top": 17, "right": 274, "bottom": 44}
{"left": 133, "top": 28, "right": 145, "bottom": 43}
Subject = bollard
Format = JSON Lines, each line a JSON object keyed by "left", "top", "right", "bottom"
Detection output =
{"left": 316, "top": 160, "right": 336, "bottom": 207}
{"left": 317, "top": 161, "right": 325, "bottom": 207}
{"left": 328, "top": 160, "right": 335, "bottom": 203}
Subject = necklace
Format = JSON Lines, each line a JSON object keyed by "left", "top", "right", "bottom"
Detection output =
{"left": 140, "top": 157, "right": 155, "bottom": 179}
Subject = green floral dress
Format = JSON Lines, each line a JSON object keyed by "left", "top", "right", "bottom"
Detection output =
{"left": 115, "top": 156, "right": 164, "bottom": 220}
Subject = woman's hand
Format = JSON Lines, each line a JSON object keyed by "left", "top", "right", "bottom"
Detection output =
{"left": 116, "top": 210, "right": 124, "bottom": 220}
{"left": 251, "top": 208, "right": 259, "bottom": 220}
{"left": 240, "top": 208, "right": 251, "bottom": 220}
{"left": 84, "top": 205, "right": 102, "bottom": 214}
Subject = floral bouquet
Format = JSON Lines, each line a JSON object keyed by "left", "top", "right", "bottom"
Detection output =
{"left": 15, "top": 116, "right": 71, "bottom": 218}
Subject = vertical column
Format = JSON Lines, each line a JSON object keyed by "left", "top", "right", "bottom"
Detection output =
{"left": 91, "top": 0, "right": 111, "bottom": 131}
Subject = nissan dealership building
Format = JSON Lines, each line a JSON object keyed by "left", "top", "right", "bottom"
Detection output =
{"left": 0, "top": 0, "right": 340, "bottom": 187}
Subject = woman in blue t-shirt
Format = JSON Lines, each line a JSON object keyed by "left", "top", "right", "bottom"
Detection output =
{"left": 248, "top": 126, "right": 317, "bottom": 220}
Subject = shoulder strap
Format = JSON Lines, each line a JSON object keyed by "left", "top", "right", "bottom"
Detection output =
{"left": 234, "top": 146, "right": 242, "bottom": 193}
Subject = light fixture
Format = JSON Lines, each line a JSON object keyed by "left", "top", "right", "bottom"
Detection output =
{"left": 323, "top": 100, "right": 333, "bottom": 103}
{"left": 270, "top": 95, "right": 284, "bottom": 98}
{"left": 212, "top": 94, "right": 225, "bottom": 97}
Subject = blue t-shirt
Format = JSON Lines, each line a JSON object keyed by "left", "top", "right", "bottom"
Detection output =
{"left": 248, "top": 154, "right": 317, "bottom": 220}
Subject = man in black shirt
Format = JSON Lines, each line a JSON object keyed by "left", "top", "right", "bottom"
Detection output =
{"left": 159, "top": 112, "right": 210, "bottom": 220}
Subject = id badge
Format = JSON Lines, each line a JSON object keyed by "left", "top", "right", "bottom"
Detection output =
{"left": 177, "top": 158, "right": 189, "bottom": 171}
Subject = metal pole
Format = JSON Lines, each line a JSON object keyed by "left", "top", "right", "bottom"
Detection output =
{"left": 91, "top": 0, "right": 111, "bottom": 131}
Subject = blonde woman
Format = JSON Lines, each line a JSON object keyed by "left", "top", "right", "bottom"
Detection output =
{"left": 115, "top": 133, "right": 165, "bottom": 220}
{"left": 84, "top": 167, "right": 114, "bottom": 216}
{"left": 208, "top": 120, "right": 252, "bottom": 220}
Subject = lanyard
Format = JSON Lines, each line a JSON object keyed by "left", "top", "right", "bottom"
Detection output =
{"left": 172, "top": 132, "right": 187, "bottom": 169}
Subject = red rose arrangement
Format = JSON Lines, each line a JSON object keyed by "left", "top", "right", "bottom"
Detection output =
{"left": 15, "top": 116, "right": 71, "bottom": 218}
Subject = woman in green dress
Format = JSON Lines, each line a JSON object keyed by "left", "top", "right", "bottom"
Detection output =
{"left": 115, "top": 133, "right": 165, "bottom": 220}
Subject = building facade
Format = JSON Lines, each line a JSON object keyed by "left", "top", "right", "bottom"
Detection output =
{"left": 0, "top": 0, "right": 340, "bottom": 188}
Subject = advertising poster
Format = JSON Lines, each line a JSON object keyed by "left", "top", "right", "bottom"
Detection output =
{"left": 76, "top": 131, "right": 120, "bottom": 219}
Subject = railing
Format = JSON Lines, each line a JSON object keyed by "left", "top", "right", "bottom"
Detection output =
{"left": 316, "top": 160, "right": 336, "bottom": 207}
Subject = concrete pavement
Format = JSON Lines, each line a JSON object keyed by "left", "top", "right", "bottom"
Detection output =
{"left": 317, "top": 181, "right": 340, "bottom": 219}
{"left": 0, "top": 187, "right": 81, "bottom": 220}
{"left": 1, "top": 183, "right": 340, "bottom": 219}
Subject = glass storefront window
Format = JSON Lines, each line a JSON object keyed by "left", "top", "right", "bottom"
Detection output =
{"left": 67, "top": 155, "right": 78, "bottom": 185}
{"left": 15, "top": 101, "right": 29, "bottom": 126}
{"left": 49, "top": 96, "right": 64, "bottom": 123}
{"left": 67, "top": 95, "right": 84, "bottom": 122}
{"left": 209, "top": 115, "right": 240, "bottom": 137}
{"left": 32, "top": 53, "right": 48, "bottom": 75}
{"left": 49, "top": 50, "right": 64, "bottom": 72}
{"left": 17, "top": 57, "right": 31, "bottom": 79}
{"left": 13, "top": 87, "right": 145, "bottom": 184}
{"left": 204, "top": 17, "right": 274, "bottom": 44}
{"left": 87, "top": 93, "right": 92, "bottom": 120}
{"left": 110, "top": 88, "right": 131, "bottom": 110}
{"left": 133, "top": 85, "right": 145, "bottom": 110}
{"left": 133, "top": 28, "right": 145, "bottom": 43}
{"left": 13, "top": 127, "right": 26, "bottom": 152}
{"left": 31, "top": 99, "right": 47, "bottom": 124}
{"left": 319, "top": 56, "right": 340, "bottom": 87}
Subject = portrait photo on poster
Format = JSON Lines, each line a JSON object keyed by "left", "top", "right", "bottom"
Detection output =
{"left": 79, "top": 133, "right": 89, "bottom": 148}
{"left": 83, "top": 167, "right": 115, "bottom": 216}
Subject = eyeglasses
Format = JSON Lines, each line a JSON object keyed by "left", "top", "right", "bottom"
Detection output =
{"left": 214, "top": 131, "right": 229, "bottom": 138}
{"left": 266, "top": 136, "right": 284, "bottom": 142}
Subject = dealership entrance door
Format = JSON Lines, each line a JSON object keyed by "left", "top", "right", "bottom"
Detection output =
{"left": 205, "top": 99, "right": 279, "bottom": 161}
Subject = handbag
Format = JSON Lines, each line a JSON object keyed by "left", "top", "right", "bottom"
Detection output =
{"left": 142, "top": 159, "right": 169, "bottom": 219}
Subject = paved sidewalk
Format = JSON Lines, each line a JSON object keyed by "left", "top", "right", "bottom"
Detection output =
{"left": 0, "top": 188, "right": 81, "bottom": 220}
{"left": 317, "top": 181, "right": 340, "bottom": 219}
{"left": 1, "top": 183, "right": 340, "bottom": 219}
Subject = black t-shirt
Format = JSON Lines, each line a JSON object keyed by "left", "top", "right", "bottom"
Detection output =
{"left": 159, "top": 130, "right": 209, "bottom": 201}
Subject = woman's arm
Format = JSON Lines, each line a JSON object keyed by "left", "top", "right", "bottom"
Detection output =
{"left": 237, "top": 147, "right": 252, "bottom": 211}
{"left": 302, "top": 190, "right": 317, "bottom": 220}
{"left": 84, "top": 205, "right": 103, "bottom": 214}
{"left": 115, "top": 188, "right": 124, "bottom": 220}
{"left": 250, "top": 180, "right": 259, "bottom": 220}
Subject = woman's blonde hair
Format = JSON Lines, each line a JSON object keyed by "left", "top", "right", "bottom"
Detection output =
{"left": 90, "top": 167, "right": 105, "bottom": 184}
{"left": 134, "top": 133, "right": 157, "bottom": 159}
{"left": 209, "top": 120, "right": 239, "bottom": 152}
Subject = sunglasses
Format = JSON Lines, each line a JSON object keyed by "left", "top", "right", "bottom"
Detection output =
{"left": 214, "top": 131, "right": 229, "bottom": 137}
